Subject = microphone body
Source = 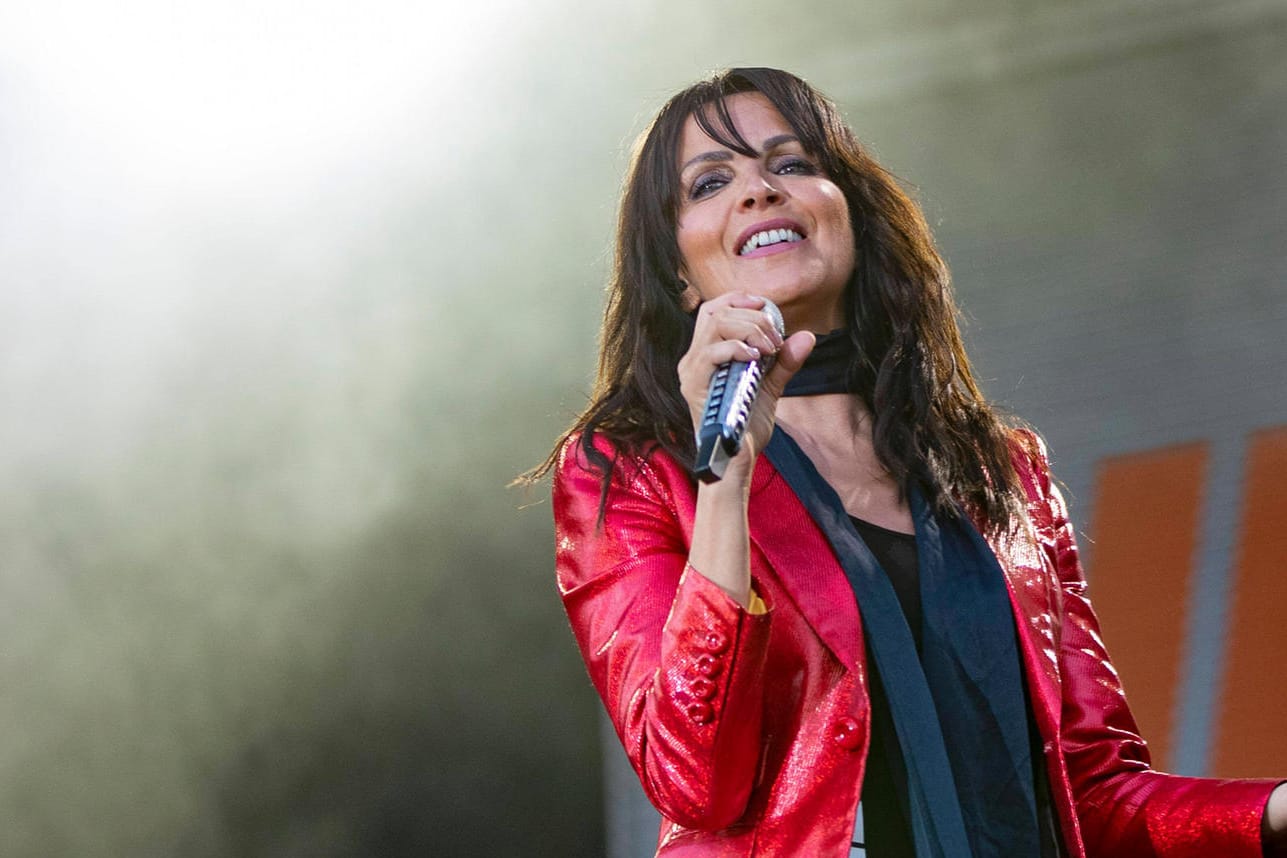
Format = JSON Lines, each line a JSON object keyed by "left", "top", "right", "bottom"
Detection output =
{"left": 693, "top": 300, "right": 785, "bottom": 483}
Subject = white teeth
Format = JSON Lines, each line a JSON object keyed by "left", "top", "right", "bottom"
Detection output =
{"left": 740, "top": 228, "right": 803, "bottom": 255}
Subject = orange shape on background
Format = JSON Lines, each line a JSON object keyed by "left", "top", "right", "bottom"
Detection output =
{"left": 1088, "top": 442, "right": 1208, "bottom": 771}
{"left": 1213, "top": 427, "right": 1287, "bottom": 778}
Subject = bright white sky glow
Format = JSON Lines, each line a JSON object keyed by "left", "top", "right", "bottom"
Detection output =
{"left": 0, "top": 0, "right": 535, "bottom": 478}
{"left": 1, "top": 0, "right": 527, "bottom": 203}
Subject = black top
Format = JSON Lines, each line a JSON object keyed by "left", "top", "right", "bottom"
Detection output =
{"left": 850, "top": 516, "right": 920, "bottom": 857}
{"left": 849, "top": 517, "right": 921, "bottom": 654}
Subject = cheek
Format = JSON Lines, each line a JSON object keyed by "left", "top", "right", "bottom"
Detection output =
{"left": 823, "top": 188, "right": 851, "bottom": 230}
{"left": 676, "top": 218, "right": 724, "bottom": 276}
{"left": 823, "top": 193, "right": 855, "bottom": 258}
{"left": 676, "top": 224, "right": 698, "bottom": 254}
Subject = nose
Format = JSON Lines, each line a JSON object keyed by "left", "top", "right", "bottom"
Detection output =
{"left": 740, "top": 171, "right": 784, "bottom": 210}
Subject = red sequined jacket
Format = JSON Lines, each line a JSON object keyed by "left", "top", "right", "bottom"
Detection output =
{"left": 553, "top": 431, "right": 1278, "bottom": 857}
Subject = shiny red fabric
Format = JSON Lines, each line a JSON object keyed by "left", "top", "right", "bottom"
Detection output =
{"left": 553, "top": 431, "right": 1279, "bottom": 857}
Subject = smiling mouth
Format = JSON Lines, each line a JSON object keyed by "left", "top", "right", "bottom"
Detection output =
{"left": 739, "top": 227, "right": 805, "bottom": 256}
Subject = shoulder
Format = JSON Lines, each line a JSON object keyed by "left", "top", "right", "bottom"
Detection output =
{"left": 552, "top": 431, "right": 693, "bottom": 524}
{"left": 552, "top": 431, "right": 695, "bottom": 592}
{"left": 1006, "top": 426, "right": 1052, "bottom": 498}
{"left": 554, "top": 431, "right": 688, "bottom": 489}
{"left": 1005, "top": 426, "right": 1071, "bottom": 531}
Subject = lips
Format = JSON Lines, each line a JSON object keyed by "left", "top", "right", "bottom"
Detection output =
{"left": 735, "top": 218, "right": 807, "bottom": 257}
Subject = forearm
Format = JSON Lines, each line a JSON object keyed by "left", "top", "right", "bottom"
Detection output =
{"left": 688, "top": 459, "right": 755, "bottom": 609}
{"left": 631, "top": 567, "right": 771, "bottom": 828}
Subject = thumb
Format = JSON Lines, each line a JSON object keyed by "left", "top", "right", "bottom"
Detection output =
{"left": 763, "top": 330, "right": 817, "bottom": 395}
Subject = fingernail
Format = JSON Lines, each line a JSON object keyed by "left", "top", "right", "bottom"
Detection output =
{"left": 748, "top": 346, "right": 761, "bottom": 359}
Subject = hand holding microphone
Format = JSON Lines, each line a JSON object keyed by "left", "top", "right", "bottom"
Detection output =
{"left": 694, "top": 299, "right": 786, "bottom": 481}
{"left": 677, "top": 294, "right": 815, "bottom": 484}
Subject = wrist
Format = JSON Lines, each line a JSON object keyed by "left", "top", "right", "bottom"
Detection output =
{"left": 697, "top": 456, "right": 755, "bottom": 496}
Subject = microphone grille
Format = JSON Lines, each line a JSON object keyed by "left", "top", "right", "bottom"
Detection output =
{"left": 761, "top": 299, "right": 785, "bottom": 337}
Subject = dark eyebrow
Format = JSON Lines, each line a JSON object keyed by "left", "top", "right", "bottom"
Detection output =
{"left": 680, "top": 149, "right": 733, "bottom": 174}
{"left": 679, "top": 134, "right": 802, "bottom": 175}
{"left": 761, "top": 133, "right": 800, "bottom": 152}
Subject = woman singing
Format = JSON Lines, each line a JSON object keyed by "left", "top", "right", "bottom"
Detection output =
{"left": 530, "top": 67, "right": 1287, "bottom": 856}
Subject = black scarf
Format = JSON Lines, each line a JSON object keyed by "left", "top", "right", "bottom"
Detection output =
{"left": 782, "top": 328, "right": 853, "bottom": 397}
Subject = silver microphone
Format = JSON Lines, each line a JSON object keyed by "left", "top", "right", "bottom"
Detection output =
{"left": 693, "top": 299, "right": 786, "bottom": 483}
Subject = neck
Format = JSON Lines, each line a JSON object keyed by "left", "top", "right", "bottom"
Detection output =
{"left": 776, "top": 393, "right": 910, "bottom": 529}
{"left": 776, "top": 393, "right": 869, "bottom": 449}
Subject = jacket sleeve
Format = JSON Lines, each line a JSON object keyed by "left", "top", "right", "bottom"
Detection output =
{"left": 1020, "top": 432, "right": 1281, "bottom": 858}
{"left": 552, "top": 436, "right": 772, "bottom": 830}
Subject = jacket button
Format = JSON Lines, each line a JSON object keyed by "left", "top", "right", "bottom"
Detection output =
{"left": 693, "top": 653, "right": 723, "bottom": 678}
{"left": 703, "top": 630, "right": 730, "bottom": 654}
{"left": 689, "top": 677, "right": 715, "bottom": 700}
{"left": 830, "top": 716, "right": 862, "bottom": 750}
{"left": 686, "top": 702, "right": 713, "bottom": 724}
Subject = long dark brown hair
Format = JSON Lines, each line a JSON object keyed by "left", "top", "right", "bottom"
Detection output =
{"left": 526, "top": 67, "right": 1028, "bottom": 531}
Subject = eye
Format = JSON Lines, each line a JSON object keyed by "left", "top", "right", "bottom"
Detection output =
{"left": 689, "top": 170, "right": 730, "bottom": 200}
{"left": 772, "top": 155, "right": 818, "bottom": 176}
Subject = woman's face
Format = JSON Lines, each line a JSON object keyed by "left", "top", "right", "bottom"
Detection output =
{"left": 675, "top": 92, "right": 855, "bottom": 333}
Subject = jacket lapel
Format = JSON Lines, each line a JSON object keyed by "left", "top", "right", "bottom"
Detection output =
{"left": 979, "top": 510, "right": 1063, "bottom": 744}
{"left": 746, "top": 443, "right": 864, "bottom": 672}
